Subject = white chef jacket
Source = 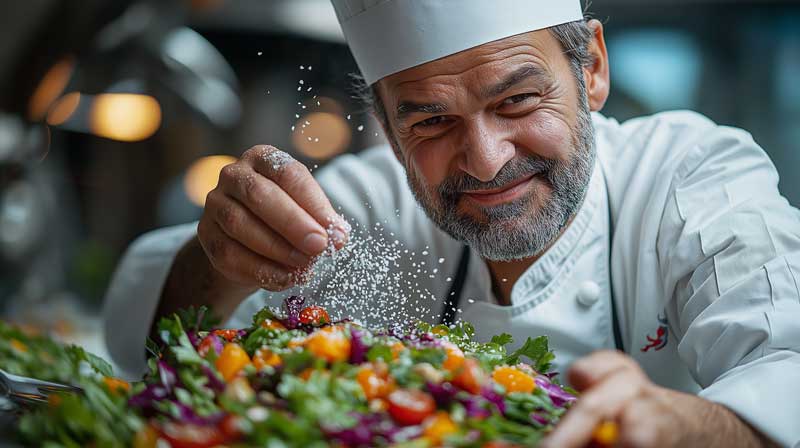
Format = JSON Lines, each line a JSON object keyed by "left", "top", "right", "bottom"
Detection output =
{"left": 104, "top": 111, "right": 800, "bottom": 446}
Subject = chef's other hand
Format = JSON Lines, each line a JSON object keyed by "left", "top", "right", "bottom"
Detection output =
{"left": 541, "top": 350, "right": 777, "bottom": 448}
{"left": 198, "top": 145, "right": 349, "bottom": 291}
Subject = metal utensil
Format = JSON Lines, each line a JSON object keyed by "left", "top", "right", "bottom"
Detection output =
{"left": 0, "top": 368, "right": 83, "bottom": 405}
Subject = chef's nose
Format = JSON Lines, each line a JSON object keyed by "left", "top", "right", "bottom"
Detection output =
{"left": 458, "top": 118, "right": 515, "bottom": 182}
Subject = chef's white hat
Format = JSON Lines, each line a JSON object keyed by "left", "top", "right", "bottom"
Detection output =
{"left": 331, "top": 0, "right": 584, "bottom": 84}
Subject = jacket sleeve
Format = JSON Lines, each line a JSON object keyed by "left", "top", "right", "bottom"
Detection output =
{"left": 657, "top": 125, "right": 800, "bottom": 447}
{"left": 102, "top": 222, "right": 197, "bottom": 377}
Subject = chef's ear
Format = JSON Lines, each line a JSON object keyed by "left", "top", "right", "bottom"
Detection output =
{"left": 583, "top": 19, "right": 610, "bottom": 112}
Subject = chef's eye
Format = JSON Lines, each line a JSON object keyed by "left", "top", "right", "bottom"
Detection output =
{"left": 498, "top": 93, "right": 539, "bottom": 114}
{"left": 503, "top": 93, "right": 534, "bottom": 105}
{"left": 414, "top": 116, "right": 448, "bottom": 128}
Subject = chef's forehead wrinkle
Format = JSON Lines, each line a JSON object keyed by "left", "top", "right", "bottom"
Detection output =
{"left": 395, "top": 101, "right": 448, "bottom": 121}
{"left": 481, "top": 64, "right": 551, "bottom": 99}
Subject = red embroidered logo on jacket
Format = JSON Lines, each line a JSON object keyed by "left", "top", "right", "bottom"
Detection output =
{"left": 641, "top": 314, "right": 669, "bottom": 352}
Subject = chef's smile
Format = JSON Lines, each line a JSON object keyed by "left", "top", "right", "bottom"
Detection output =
{"left": 462, "top": 173, "right": 537, "bottom": 207}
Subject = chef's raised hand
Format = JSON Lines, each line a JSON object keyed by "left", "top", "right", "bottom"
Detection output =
{"left": 541, "top": 350, "right": 776, "bottom": 448}
{"left": 197, "top": 145, "right": 349, "bottom": 291}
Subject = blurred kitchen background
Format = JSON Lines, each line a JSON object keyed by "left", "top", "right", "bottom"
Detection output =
{"left": 0, "top": 0, "right": 798, "bottom": 359}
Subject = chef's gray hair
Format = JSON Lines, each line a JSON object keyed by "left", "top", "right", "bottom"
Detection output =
{"left": 353, "top": 15, "right": 596, "bottom": 136}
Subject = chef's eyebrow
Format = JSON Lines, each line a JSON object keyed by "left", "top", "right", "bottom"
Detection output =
{"left": 481, "top": 64, "right": 549, "bottom": 99}
{"left": 395, "top": 101, "right": 448, "bottom": 122}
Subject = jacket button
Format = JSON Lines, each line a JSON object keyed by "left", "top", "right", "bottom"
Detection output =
{"left": 577, "top": 281, "right": 601, "bottom": 307}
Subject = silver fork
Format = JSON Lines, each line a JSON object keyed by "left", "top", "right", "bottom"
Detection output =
{"left": 0, "top": 368, "right": 83, "bottom": 405}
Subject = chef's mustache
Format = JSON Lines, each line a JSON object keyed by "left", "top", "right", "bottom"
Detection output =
{"left": 438, "top": 155, "right": 556, "bottom": 199}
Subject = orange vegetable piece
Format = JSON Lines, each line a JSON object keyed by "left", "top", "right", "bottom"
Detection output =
{"left": 253, "top": 347, "right": 282, "bottom": 369}
{"left": 299, "top": 368, "right": 316, "bottom": 381}
{"left": 133, "top": 423, "right": 159, "bottom": 448}
{"left": 492, "top": 366, "right": 536, "bottom": 394}
{"left": 442, "top": 342, "right": 465, "bottom": 371}
{"left": 260, "top": 318, "right": 286, "bottom": 331}
{"left": 103, "top": 377, "right": 131, "bottom": 394}
{"left": 431, "top": 327, "right": 449, "bottom": 336}
{"left": 390, "top": 341, "right": 405, "bottom": 359}
{"left": 305, "top": 329, "right": 350, "bottom": 363}
{"left": 287, "top": 337, "right": 306, "bottom": 349}
{"left": 452, "top": 358, "right": 486, "bottom": 394}
{"left": 215, "top": 343, "right": 251, "bottom": 381}
{"left": 356, "top": 366, "right": 395, "bottom": 400}
{"left": 591, "top": 421, "right": 620, "bottom": 447}
{"left": 422, "top": 411, "right": 458, "bottom": 445}
{"left": 10, "top": 339, "right": 27, "bottom": 352}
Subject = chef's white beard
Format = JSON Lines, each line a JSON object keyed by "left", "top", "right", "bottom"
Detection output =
{"left": 406, "top": 95, "right": 595, "bottom": 262}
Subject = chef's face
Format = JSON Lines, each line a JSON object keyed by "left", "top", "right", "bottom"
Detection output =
{"left": 376, "top": 23, "right": 609, "bottom": 261}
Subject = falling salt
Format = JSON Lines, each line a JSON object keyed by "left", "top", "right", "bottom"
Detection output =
{"left": 438, "top": 258, "right": 445, "bottom": 263}
{"left": 299, "top": 80, "right": 304, "bottom": 85}
{"left": 257, "top": 51, "right": 263, "bottom": 56}
{"left": 291, "top": 216, "right": 445, "bottom": 328}
{"left": 300, "top": 65, "right": 305, "bottom": 70}
{"left": 347, "top": 115, "right": 351, "bottom": 120}
{"left": 357, "top": 125, "right": 364, "bottom": 131}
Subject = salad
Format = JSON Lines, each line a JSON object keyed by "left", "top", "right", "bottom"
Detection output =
{"left": 2, "top": 296, "right": 598, "bottom": 447}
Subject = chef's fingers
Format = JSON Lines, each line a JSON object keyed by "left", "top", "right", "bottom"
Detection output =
{"left": 618, "top": 399, "right": 665, "bottom": 448}
{"left": 198, "top": 218, "right": 295, "bottom": 290}
{"left": 245, "top": 145, "right": 349, "bottom": 249}
{"left": 541, "top": 368, "right": 644, "bottom": 448}
{"left": 207, "top": 190, "right": 312, "bottom": 268}
{"left": 568, "top": 350, "right": 639, "bottom": 391}
{"left": 216, "top": 159, "right": 329, "bottom": 257}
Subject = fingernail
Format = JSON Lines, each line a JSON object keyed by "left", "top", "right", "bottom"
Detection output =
{"left": 330, "top": 228, "right": 348, "bottom": 247}
{"left": 302, "top": 232, "right": 327, "bottom": 254}
{"left": 288, "top": 249, "right": 311, "bottom": 267}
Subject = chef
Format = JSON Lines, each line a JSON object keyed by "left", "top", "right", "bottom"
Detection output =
{"left": 104, "top": 0, "right": 800, "bottom": 446}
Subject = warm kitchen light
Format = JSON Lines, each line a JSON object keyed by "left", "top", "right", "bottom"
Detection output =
{"left": 89, "top": 94, "right": 162, "bottom": 142}
{"left": 184, "top": 155, "right": 236, "bottom": 206}
{"left": 28, "top": 56, "right": 76, "bottom": 121}
{"left": 292, "top": 112, "right": 351, "bottom": 160}
{"left": 46, "top": 92, "right": 81, "bottom": 126}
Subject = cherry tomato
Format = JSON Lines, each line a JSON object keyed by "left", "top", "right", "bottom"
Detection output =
{"left": 219, "top": 414, "right": 244, "bottom": 440}
{"left": 197, "top": 335, "right": 223, "bottom": 358}
{"left": 298, "top": 306, "right": 330, "bottom": 326}
{"left": 387, "top": 389, "right": 436, "bottom": 426}
{"left": 452, "top": 358, "right": 486, "bottom": 394}
{"left": 212, "top": 329, "right": 240, "bottom": 341}
{"left": 158, "top": 422, "right": 226, "bottom": 448}
{"left": 215, "top": 343, "right": 251, "bottom": 381}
